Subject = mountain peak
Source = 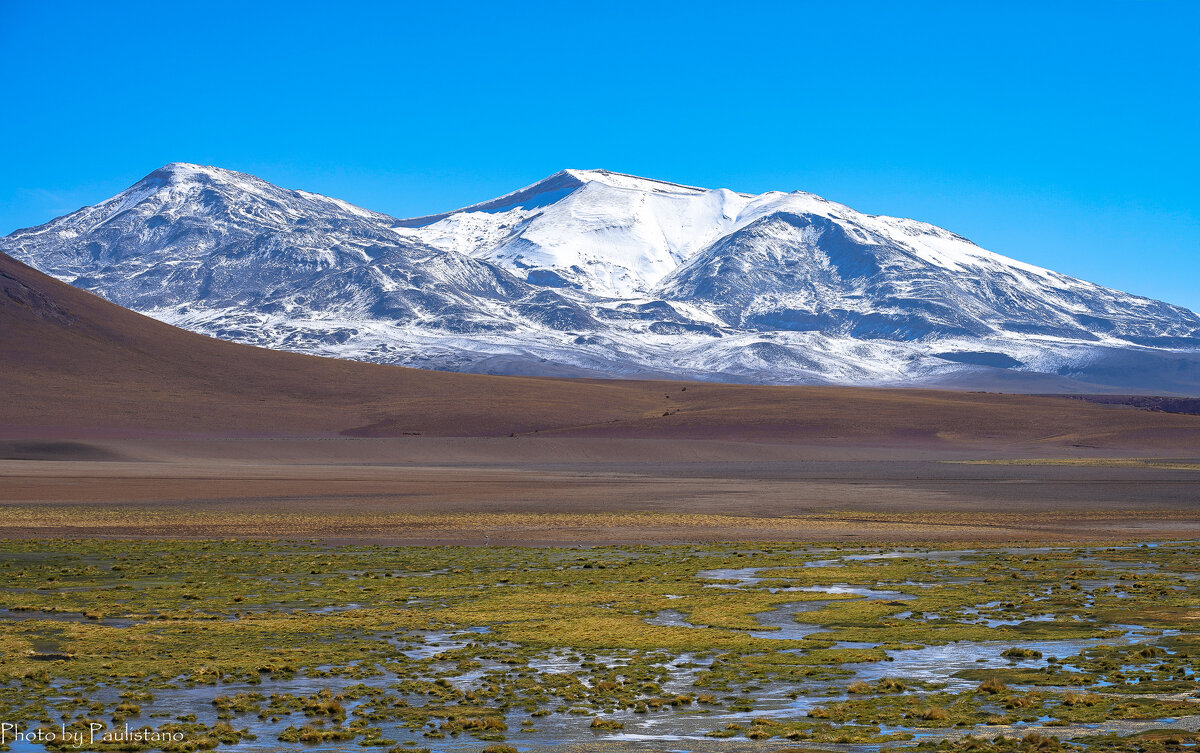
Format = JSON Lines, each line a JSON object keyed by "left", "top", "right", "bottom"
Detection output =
{"left": 559, "top": 169, "right": 715, "bottom": 195}
{"left": 396, "top": 169, "right": 759, "bottom": 230}
{"left": 136, "top": 162, "right": 280, "bottom": 198}
{"left": 395, "top": 170, "right": 586, "bottom": 228}
{"left": 143, "top": 162, "right": 234, "bottom": 184}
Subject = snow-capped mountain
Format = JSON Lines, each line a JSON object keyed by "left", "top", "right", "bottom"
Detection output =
{"left": 5, "top": 163, "right": 1200, "bottom": 392}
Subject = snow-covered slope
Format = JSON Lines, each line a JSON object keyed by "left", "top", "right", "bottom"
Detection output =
{"left": 5, "top": 163, "right": 1200, "bottom": 393}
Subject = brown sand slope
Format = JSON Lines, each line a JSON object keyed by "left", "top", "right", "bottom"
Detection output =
{"left": 3, "top": 251, "right": 1200, "bottom": 449}
{"left": 1, "top": 252, "right": 667, "bottom": 438}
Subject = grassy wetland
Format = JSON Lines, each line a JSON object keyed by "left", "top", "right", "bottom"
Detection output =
{"left": 0, "top": 541, "right": 1196, "bottom": 752}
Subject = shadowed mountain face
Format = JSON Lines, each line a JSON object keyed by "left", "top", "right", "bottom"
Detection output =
{"left": 4, "top": 249, "right": 1200, "bottom": 452}
{"left": 4, "top": 164, "right": 1199, "bottom": 392}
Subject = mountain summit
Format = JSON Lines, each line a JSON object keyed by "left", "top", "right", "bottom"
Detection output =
{"left": 4, "top": 164, "right": 1200, "bottom": 392}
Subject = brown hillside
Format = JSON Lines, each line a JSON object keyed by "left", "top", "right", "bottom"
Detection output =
{"left": 3, "top": 252, "right": 1199, "bottom": 450}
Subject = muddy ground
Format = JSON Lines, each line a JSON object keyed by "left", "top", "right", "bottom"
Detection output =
{"left": 1, "top": 438, "right": 1196, "bottom": 544}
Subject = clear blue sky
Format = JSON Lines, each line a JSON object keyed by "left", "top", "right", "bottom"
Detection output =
{"left": 2, "top": 0, "right": 1197, "bottom": 312}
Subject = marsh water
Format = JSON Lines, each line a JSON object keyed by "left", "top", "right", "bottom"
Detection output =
{"left": 0, "top": 542, "right": 1197, "bottom": 752}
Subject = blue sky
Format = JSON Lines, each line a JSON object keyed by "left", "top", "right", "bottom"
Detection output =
{"left": 2, "top": 0, "right": 1197, "bottom": 311}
